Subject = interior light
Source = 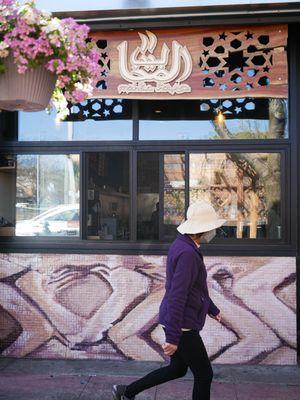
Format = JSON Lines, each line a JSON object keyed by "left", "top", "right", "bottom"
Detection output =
{"left": 216, "top": 110, "right": 225, "bottom": 124}
{"left": 154, "top": 109, "right": 162, "bottom": 114}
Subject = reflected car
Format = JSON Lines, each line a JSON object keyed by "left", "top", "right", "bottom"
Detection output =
{"left": 15, "top": 204, "right": 79, "bottom": 236}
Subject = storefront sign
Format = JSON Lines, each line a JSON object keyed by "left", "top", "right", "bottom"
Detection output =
{"left": 117, "top": 30, "right": 193, "bottom": 95}
{"left": 90, "top": 24, "right": 288, "bottom": 99}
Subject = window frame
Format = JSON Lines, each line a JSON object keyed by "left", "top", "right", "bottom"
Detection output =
{"left": 0, "top": 141, "right": 292, "bottom": 255}
{"left": 83, "top": 150, "right": 131, "bottom": 241}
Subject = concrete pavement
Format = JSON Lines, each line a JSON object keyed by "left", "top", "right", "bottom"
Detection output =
{"left": 0, "top": 358, "right": 299, "bottom": 399}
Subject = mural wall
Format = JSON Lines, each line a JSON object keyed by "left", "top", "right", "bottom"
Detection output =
{"left": 0, "top": 253, "right": 296, "bottom": 364}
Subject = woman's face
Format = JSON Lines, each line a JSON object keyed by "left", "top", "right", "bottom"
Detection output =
{"left": 189, "top": 229, "right": 217, "bottom": 245}
{"left": 188, "top": 233, "right": 203, "bottom": 245}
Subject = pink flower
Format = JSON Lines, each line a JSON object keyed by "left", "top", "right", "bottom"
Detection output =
{"left": 17, "top": 64, "right": 27, "bottom": 73}
{"left": 1, "top": 0, "right": 102, "bottom": 116}
{"left": 0, "top": 0, "right": 15, "bottom": 6}
{"left": 45, "top": 58, "right": 64, "bottom": 73}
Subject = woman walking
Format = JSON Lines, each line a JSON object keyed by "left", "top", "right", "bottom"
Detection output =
{"left": 112, "top": 200, "right": 226, "bottom": 400}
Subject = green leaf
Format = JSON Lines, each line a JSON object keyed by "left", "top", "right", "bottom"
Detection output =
{"left": 0, "top": 63, "right": 6, "bottom": 74}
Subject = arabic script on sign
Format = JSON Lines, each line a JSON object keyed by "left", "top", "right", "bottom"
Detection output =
{"left": 117, "top": 30, "right": 193, "bottom": 95}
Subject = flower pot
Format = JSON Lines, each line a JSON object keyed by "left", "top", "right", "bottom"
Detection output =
{"left": 0, "top": 54, "right": 57, "bottom": 111}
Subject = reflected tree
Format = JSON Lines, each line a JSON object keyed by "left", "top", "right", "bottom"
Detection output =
{"left": 210, "top": 100, "right": 284, "bottom": 238}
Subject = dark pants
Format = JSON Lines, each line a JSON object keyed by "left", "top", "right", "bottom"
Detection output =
{"left": 124, "top": 327, "right": 213, "bottom": 400}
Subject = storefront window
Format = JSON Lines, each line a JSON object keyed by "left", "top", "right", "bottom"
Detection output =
{"left": 137, "top": 152, "right": 159, "bottom": 240}
{"left": 190, "top": 152, "right": 282, "bottom": 239}
{"left": 0, "top": 154, "right": 80, "bottom": 237}
{"left": 11, "top": 97, "right": 289, "bottom": 142}
{"left": 0, "top": 150, "right": 284, "bottom": 242}
{"left": 137, "top": 152, "right": 185, "bottom": 241}
{"left": 163, "top": 154, "right": 185, "bottom": 241}
{"left": 136, "top": 151, "right": 282, "bottom": 241}
{"left": 17, "top": 99, "right": 133, "bottom": 141}
{"left": 139, "top": 99, "right": 288, "bottom": 140}
{"left": 87, "top": 152, "right": 130, "bottom": 240}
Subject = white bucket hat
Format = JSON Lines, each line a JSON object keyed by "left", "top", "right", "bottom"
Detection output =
{"left": 177, "top": 200, "right": 227, "bottom": 234}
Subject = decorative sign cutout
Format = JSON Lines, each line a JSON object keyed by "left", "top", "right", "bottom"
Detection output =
{"left": 89, "top": 25, "right": 288, "bottom": 100}
{"left": 66, "top": 97, "right": 269, "bottom": 121}
{"left": 117, "top": 30, "right": 192, "bottom": 95}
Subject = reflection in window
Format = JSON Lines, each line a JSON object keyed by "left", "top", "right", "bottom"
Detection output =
{"left": 0, "top": 154, "right": 80, "bottom": 236}
{"left": 139, "top": 99, "right": 288, "bottom": 140}
{"left": 190, "top": 152, "right": 281, "bottom": 239}
{"left": 163, "top": 154, "right": 185, "bottom": 241}
{"left": 137, "top": 153, "right": 185, "bottom": 242}
{"left": 18, "top": 109, "right": 69, "bottom": 141}
{"left": 87, "top": 152, "right": 129, "bottom": 240}
{"left": 18, "top": 99, "right": 132, "bottom": 141}
{"left": 0, "top": 155, "right": 16, "bottom": 237}
{"left": 137, "top": 152, "right": 159, "bottom": 240}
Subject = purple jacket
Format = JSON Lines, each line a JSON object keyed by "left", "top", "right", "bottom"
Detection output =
{"left": 158, "top": 232, "right": 220, "bottom": 346}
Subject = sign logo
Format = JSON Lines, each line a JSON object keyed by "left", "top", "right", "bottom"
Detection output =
{"left": 117, "top": 30, "right": 192, "bottom": 95}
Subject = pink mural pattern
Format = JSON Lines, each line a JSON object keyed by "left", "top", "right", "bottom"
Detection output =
{"left": 0, "top": 253, "right": 296, "bottom": 364}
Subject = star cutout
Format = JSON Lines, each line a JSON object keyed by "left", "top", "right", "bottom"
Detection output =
{"left": 245, "top": 31, "right": 254, "bottom": 40}
{"left": 83, "top": 110, "right": 89, "bottom": 117}
{"left": 219, "top": 32, "right": 227, "bottom": 40}
{"left": 224, "top": 50, "right": 249, "bottom": 72}
{"left": 219, "top": 83, "right": 228, "bottom": 91}
{"left": 235, "top": 106, "right": 242, "bottom": 114}
{"left": 215, "top": 70, "right": 225, "bottom": 78}
{"left": 203, "top": 50, "right": 209, "bottom": 56}
{"left": 263, "top": 66, "right": 270, "bottom": 72}
{"left": 101, "top": 52, "right": 108, "bottom": 59}
{"left": 103, "top": 109, "right": 110, "bottom": 117}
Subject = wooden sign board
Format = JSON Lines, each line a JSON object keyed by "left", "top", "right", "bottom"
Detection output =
{"left": 89, "top": 24, "right": 288, "bottom": 100}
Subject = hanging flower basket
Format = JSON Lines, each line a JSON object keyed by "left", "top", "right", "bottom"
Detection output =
{"left": 0, "top": 0, "right": 101, "bottom": 119}
{"left": 0, "top": 54, "right": 57, "bottom": 111}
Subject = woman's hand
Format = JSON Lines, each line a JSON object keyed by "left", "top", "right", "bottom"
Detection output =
{"left": 162, "top": 342, "right": 178, "bottom": 356}
{"left": 208, "top": 312, "right": 221, "bottom": 322}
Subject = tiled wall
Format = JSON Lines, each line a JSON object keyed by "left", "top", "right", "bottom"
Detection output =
{"left": 0, "top": 253, "right": 296, "bottom": 364}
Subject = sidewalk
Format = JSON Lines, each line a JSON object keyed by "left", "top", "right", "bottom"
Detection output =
{"left": 0, "top": 358, "right": 299, "bottom": 400}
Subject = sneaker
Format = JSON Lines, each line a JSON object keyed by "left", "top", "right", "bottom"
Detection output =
{"left": 112, "top": 384, "right": 135, "bottom": 400}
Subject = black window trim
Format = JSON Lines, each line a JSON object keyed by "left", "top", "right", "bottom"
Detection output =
{"left": 0, "top": 143, "right": 293, "bottom": 255}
